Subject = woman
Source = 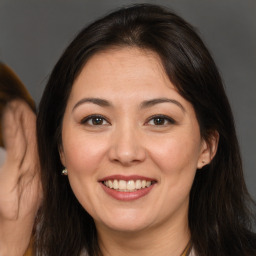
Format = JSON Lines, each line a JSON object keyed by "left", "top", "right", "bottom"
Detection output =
{"left": 34, "top": 4, "right": 256, "bottom": 255}
{"left": 0, "top": 63, "right": 41, "bottom": 255}
{"left": 2, "top": 3, "right": 256, "bottom": 255}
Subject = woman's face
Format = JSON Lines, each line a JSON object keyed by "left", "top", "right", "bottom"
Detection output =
{"left": 60, "top": 47, "right": 213, "bottom": 234}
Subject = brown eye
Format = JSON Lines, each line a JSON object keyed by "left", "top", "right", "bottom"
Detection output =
{"left": 91, "top": 117, "right": 104, "bottom": 125}
{"left": 147, "top": 115, "right": 175, "bottom": 126}
{"left": 81, "top": 115, "right": 109, "bottom": 126}
{"left": 152, "top": 117, "right": 166, "bottom": 125}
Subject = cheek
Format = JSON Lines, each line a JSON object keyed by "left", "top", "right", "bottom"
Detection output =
{"left": 149, "top": 132, "right": 201, "bottom": 178}
{"left": 148, "top": 133, "right": 201, "bottom": 213}
{"left": 62, "top": 133, "right": 109, "bottom": 215}
{"left": 62, "top": 132, "right": 108, "bottom": 177}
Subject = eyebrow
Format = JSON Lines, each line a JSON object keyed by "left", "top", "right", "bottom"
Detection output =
{"left": 140, "top": 98, "right": 185, "bottom": 112}
{"left": 72, "top": 97, "right": 112, "bottom": 111}
{"left": 72, "top": 97, "right": 185, "bottom": 112}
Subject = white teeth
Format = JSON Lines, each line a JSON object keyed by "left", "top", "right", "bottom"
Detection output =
{"left": 113, "top": 180, "right": 118, "bottom": 189}
{"left": 127, "top": 180, "right": 135, "bottom": 190}
{"left": 108, "top": 180, "right": 113, "bottom": 188}
{"left": 135, "top": 180, "right": 142, "bottom": 189}
{"left": 103, "top": 179, "right": 154, "bottom": 191}
{"left": 119, "top": 180, "right": 126, "bottom": 190}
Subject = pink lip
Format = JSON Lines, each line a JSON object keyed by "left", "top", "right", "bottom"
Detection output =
{"left": 99, "top": 175, "right": 157, "bottom": 201}
{"left": 98, "top": 175, "right": 155, "bottom": 182}
{"left": 100, "top": 182, "right": 155, "bottom": 201}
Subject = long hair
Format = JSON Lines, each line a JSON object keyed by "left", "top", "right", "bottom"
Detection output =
{"left": 36, "top": 4, "right": 256, "bottom": 255}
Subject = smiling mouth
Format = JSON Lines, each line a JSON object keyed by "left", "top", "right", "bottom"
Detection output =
{"left": 102, "top": 179, "right": 157, "bottom": 192}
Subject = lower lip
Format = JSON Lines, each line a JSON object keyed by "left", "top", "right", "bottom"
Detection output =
{"left": 100, "top": 182, "right": 155, "bottom": 201}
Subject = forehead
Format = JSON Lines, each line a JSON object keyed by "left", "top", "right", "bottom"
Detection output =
{"left": 64, "top": 47, "right": 199, "bottom": 129}
{"left": 70, "top": 47, "right": 179, "bottom": 99}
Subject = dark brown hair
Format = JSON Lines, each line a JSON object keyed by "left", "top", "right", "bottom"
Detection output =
{"left": 37, "top": 4, "right": 256, "bottom": 255}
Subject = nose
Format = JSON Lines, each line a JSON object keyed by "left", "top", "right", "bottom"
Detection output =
{"left": 108, "top": 124, "right": 146, "bottom": 166}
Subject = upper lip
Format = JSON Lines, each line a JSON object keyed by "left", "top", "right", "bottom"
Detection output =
{"left": 98, "top": 175, "right": 157, "bottom": 182}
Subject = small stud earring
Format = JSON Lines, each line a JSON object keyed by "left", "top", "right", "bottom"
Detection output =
{"left": 62, "top": 168, "right": 68, "bottom": 176}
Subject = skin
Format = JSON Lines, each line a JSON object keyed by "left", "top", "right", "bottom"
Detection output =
{"left": 0, "top": 100, "right": 41, "bottom": 256}
{"left": 60, "top": 47, "right": 218, "bottom": 256}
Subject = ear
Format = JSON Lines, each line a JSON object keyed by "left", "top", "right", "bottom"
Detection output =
{"left": 58, "top": 144, "right": 66, "bottom": 167}
{"left": 197, "top": 130, "right": 219, "bottom": 169}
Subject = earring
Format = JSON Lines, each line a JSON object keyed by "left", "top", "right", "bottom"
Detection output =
{"left": 62, "top": 168, "right": 68, "bottom": 176}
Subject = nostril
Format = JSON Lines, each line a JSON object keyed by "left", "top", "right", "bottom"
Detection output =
{"left": 109, "top": 142, "right": 147, "bottom": 163}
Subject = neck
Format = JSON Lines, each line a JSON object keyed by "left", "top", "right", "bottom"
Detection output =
{"left": 96, "top": 210, "right": 190, "bottom": 256}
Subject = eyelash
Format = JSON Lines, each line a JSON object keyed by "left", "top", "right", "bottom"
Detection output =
{"left": 145, "top": 115, "right": 176, "bottom": 126}
{"left": 80, "top": 114, "right": 175, "bottom": 126}
{"left": 80, "top": 115, "right": 110, "bottom": 126}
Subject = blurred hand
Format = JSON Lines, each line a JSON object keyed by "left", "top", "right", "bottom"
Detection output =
{"left": 0, "top": 100, "right": 42, "bottom": 256}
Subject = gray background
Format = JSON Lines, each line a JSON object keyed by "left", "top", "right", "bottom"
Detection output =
{"left": 0, "top": 0, "right": 255, "bottom": 200}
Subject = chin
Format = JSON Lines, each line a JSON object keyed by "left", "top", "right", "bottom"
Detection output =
{"left": 104, "top": 221, "right": 150, "bottom": 233}
{"left": 96, "top": 211, "right": 155, "bottom": 233}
